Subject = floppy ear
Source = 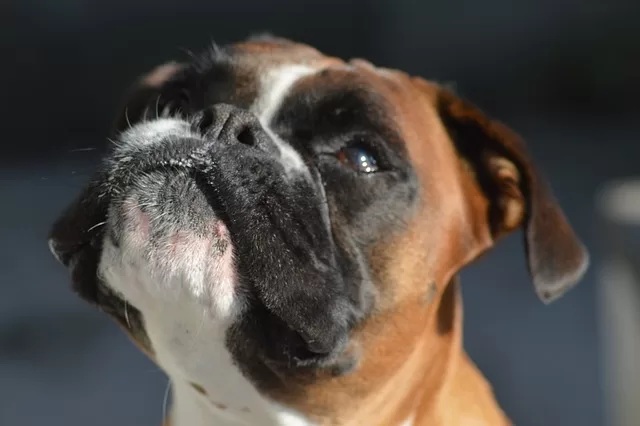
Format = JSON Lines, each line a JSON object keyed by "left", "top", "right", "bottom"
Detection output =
{"left": 436, "top": 87, "right": 589, "bottom": 303}
{"left": 111, "top": 62, "right": 186, "bottom": 135}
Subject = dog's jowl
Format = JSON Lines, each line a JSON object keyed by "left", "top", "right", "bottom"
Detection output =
{"left": 49, "top": 35, "right": 588, "bottom": 426}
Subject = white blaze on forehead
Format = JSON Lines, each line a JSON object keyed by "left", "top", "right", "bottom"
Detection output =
{"left": 253, "top": 65, "right": 317, "bottom": 123}
{"left": 251, "top": 65, "right": 318, "bottom": 175}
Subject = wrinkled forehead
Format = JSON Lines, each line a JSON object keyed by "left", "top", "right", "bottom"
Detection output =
{"left": 180, "top": 38, "right": 425, "bottom": 135}
{"left": 231, "top": 37, "right": 339, "bottom": 68}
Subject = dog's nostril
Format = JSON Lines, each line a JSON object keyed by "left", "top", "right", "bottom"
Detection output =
{"left": 236, "top": 126, "right": 256, "bottom": 146}
{"left": 209, "top": 104, "right": 267, "bottom": 149}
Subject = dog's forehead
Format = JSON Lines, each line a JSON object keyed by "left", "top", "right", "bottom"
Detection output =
{"left": 225, "top": 39, "right": 342, "bottom": 101}
{"left": 219, "top": 40, "right": 454, "bottom": 204}
{"left": 225, "top": 39, "right": 428, "bottom": 120}
{"left": 218, "top": 40, "right": 443, "bottom": 163}
{"left": 231, "top": 38, "right": 334, "bottom": 65}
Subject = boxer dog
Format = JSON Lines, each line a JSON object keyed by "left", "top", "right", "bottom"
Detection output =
{"left": 49, "top": 35, "right": 588, "bottom": 426}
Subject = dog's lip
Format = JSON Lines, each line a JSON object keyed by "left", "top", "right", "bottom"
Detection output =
{"left": 58, "top": 241, "right": 102, "bottom": 305}
{"left": 50, "top": 226, "right": 141, "bottom": 317}
{"left": 258, "top": 331, "right": 356, "bottom": 376}
{"left": 48, "top": 238, "right": 64, "bottom": 264}
{"left": 48, "top": 234, "right": 98, "bottom": 269}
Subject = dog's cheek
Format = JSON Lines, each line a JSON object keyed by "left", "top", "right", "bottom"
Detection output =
{"left": 325, "top": 170, "right": 420, "bottom": 311}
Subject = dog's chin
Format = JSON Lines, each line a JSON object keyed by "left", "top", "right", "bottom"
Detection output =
{"left": 98, "top": 170, "right": 243, "bottom": 323}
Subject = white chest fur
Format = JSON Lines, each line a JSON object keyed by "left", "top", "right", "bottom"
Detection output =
{"left": 144, "top": 310, "right": 314, "bottom": 426}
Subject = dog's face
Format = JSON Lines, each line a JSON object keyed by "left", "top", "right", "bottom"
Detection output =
{"left": 49, "top": 36, "right": 587, "bottom": 419}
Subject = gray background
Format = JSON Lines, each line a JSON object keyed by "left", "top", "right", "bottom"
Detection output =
{"left": 2, "top": 1, "right": 639, "bottom": 425}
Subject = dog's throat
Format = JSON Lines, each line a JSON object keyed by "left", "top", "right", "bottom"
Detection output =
{"left": 169, "top": 379, "right": 314, "bottom": 426}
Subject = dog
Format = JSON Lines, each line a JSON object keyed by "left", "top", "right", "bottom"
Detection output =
{"left": 49, "top": 35, "right": 588, "bottom": 426}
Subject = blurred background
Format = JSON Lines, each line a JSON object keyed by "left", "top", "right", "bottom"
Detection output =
{"left": 2, "top": 1, "right": 639, "bottom": 425}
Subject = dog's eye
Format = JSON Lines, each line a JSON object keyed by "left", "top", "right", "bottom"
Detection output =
{"left": 336, "top": 144, "right": 379, "bottom": 173}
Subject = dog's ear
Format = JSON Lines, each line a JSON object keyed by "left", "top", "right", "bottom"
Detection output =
{"left": 111, "top": 62, "right": 185, "bottom": 135}
{"left": 435, "top": 86, "right": 589, "bottom": 303}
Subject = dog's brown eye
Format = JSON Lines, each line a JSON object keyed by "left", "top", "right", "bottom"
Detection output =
{"left": 336, "top": 144, "right": 379, "bottom": 173}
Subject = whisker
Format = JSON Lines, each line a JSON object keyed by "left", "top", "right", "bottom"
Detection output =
{"left": 162, "top": 379, "right": 172, "bottom": 424}
{"left": 125, "top": 107, "right": 133, "bottom": 130}
{"left": 68, "top": 147, "right": 97, "bottom": 152}
{"left": 183, "top": 306, "right": 207, "bottom": 354}
{"left": 87, "top": 221, "right": 107, "bottom": 232}
{"left": 124, "top": 300, "right": 131, "bottom": 328}
{"left": 155, "top": 94, "right": 162, "bottom": 119}
{"left": 107, "top": 137, "right": 119, "bottom": 147}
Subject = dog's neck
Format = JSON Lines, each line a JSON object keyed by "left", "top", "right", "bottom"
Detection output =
{"left": 160, "top": 280, "right": 509, "bottom": 426}
{"left": 169, "top": 381, "right": 313, "bottom": 426}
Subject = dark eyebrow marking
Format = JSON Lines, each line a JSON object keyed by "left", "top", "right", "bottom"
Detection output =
{"left": 272, "top": 72, "right": 404, "bottom": 148}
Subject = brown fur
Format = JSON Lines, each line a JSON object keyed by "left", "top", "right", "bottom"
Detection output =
{"left": 111, "top": 39, "right": 585, "bottom": 426}
{"left": 253, "top": 65, "right": 512, "bottom": 425}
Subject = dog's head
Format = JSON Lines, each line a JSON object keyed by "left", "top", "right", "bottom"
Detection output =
{"left": 49, "top": 36, "right": 587, "bottom": 419}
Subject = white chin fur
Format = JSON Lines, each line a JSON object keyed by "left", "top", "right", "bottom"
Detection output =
{"left": 98, "top": 221, "right": 241, "bottom": 323}
{"left": 97, "top": 214, "right": 316, "bottom": 426}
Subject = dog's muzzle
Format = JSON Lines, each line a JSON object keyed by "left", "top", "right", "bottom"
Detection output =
{"left": 50, "top": 103, "right": 358, "bottom": 365}
{"left": 105, "top": 104, "right": 276, "bottom": 252}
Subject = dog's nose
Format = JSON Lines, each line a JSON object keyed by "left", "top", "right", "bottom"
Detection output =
{"left": 200, "top": 104, "right": 275, "bottom": 153}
